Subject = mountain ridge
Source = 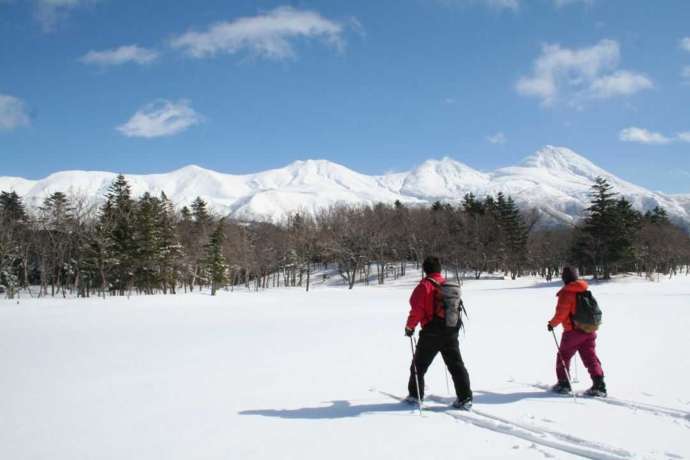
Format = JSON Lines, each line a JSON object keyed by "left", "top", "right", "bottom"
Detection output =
{"left": 2, "top": 146, "right": 689, "bottom": 226}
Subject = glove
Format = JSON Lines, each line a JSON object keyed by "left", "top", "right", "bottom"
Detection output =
{"left": 404, "top": 327, "right": 414, "bottom": 337}
{"left": 547, "top": 323, "right": 554, "bottom": 332}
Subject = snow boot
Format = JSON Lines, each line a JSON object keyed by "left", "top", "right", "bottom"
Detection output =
{"left": 550, "top": 381, "right": 572, "bottom": 395}
{"left": 452, "top": 397, "right": 473, "bottom": 411}
{"left": 583, "top": 376, "right": 607, "bottom": 398}
{"left": 404, "top": 395, "right": 421, "bottom": 405}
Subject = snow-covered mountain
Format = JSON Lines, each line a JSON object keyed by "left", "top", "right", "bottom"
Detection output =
{"left": 2, "top": 146, "right": 689, "bottom": 226}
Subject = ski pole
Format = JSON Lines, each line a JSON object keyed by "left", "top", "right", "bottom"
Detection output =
{"left": 409, "top": 336, "right": 423, "bottom": 415}
{"left": 444, "top": 366, "right": 451, "bottom": 396}
{"left": 551, "top": 330, "right": 577, "bottom": 402}
{"left": 572, "top": 354, "right": 580, "bottom": 383}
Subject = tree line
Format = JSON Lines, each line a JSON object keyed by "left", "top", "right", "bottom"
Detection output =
{"left": 1, "top": 175, "right": 688, "bottom": 298}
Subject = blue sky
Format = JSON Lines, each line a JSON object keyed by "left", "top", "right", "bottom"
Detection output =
{"left": 1, "top": 0, "right": 689, "bottom": 193}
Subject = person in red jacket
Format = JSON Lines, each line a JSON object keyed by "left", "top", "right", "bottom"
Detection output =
{"left": 404, "top": 256, "right": 472, "bottom": 409}
{"left": 548, "top": 266, "right": 607, "bottom": 397}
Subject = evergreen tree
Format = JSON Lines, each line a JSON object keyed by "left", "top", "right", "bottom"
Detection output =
{"left": 177, "top": 205, "right": 197, "bottom": 291}
{"left": 102, "top": 175, "right": 136, "bottom": 295}
{"left": 500, "top": 196, "right": 528, "bottom": 278}
{"left": 572, "top": 177, "right": 639, "bottom": 279}
{"left": 191, "top": 197, "right": 210, "bottom": 226}
{"left": 462, "top": 193, "right": 484, "bottom": 215}
{"left": 133, "top": 192, "right": 163, "bottom": 294}
{"left": 612, "top": 197, "right": 642, "bottom": 270}
{"left": 205, "top": 219, "right": 228, "bottom": 296}
{"left": 0, "top": 191, "right": 27, "bottom": 223}
{"left": 189, "top": 197, "right": 212, "bottom": 289}
{"left": 644, "top": 206, "right": 670, "bottom": 225}
{"left": 38, "top": 192, "right": 75, "bottom": 295}
{"left": 40, "top": 192, "right": 72, "bottom": 228}
{"left": 158, "top": 192, "right": 183, "bottom": 294}
{"left": 180, "top": 206, "right": 192, "bottom": 222}
{"left": 0, "top": 191, "right": 28, "bottom": 296}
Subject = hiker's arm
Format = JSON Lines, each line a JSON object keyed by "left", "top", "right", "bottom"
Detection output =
{"left": 548, "top": 294, "right": 570, "bottom": 328}
{"left": 405, "top": 283, "right": 428, "bottom": 330}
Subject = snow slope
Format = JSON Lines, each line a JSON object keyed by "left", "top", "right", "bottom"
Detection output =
{"left": 1, "top": 146, "right": 689, "bottom": 226}
{"left": 1, "top": 275, "right": 689, "bottom": 459}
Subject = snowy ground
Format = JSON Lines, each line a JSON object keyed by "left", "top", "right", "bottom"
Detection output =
{"left": 1, "top": 274, "right": 689, "bottom": 460}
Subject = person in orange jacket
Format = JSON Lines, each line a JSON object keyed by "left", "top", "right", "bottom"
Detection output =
{"left": 548, "top": 266, "right": 607, "bottom": 397}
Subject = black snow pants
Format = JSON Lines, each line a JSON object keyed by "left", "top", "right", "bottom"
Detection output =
{"left": 408, "top": 329, "right": 472, "bottom": 401}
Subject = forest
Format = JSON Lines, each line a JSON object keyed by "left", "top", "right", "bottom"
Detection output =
{"left": 1, "top": 175, "right": 689, "bottom": 298}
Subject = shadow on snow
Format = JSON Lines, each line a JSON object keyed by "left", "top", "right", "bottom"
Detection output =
{"left": 240, "top": 390, "right": 559, "bottom": 420}
{"left": 239, "top": 400, "right": 410, "bottom": 420}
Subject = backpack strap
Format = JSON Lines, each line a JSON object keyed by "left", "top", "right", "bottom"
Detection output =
{"left": 425, "top": 277, "right": 441, "bottom": 287}
{"left": 425, "top": 277, "right": 444, "bottom": 318}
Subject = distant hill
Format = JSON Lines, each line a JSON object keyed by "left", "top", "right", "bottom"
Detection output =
{"left": 2, "top": 146, "right": 689, "bottom": 227}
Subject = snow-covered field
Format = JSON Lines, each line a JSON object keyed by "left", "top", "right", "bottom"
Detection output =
{"left": 1, "top": 274, "right": 689, "bottom": 459}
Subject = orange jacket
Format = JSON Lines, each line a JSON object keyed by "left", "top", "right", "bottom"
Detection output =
{"left": 549, "top": 280, "right": 589, "bottom": 331}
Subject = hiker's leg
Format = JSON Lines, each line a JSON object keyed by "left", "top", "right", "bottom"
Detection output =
{"left": 408, "top": 334, "right": 440, "bottom": 399}
{"left": 440, "top": 334, "right": 472, "bottom": 400}
{"left": 556, "top": 331, "right": 579, "bottom": 382}
{"left": 578, "top": 332, "right": 604, "bottom": 378}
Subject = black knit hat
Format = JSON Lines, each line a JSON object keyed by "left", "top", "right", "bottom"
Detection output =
{"left": 422, "top": 256, "right": 442, "bottom": 275}
{"left": 561, "top": 266, "right": 579, "bottom": 284}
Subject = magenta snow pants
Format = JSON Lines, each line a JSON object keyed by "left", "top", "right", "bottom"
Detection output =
{"left": 556, "top": 330, "right": 604, "bottom": 382}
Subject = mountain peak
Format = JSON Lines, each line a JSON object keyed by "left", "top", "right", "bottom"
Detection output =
{"left": 520, "top": 145, "right": 606, "bottom": 179}
{"left": 284, "top": 158, "right": 348, "bottom": 173}
{"left": 170, "top": 164, "right": 216, "bottom": 176}
{"left": 412, "top": 157, "right": 487, "bottom": 180}
{"left": 1, "top": 147, "right": 687, "bottom": 226}
{"left": 401, "top": 156, "right": 489, "bottom": 199}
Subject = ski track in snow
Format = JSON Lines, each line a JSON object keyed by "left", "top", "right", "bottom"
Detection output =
{"left": 3, "top": 276, "right": 689, "bottom": 460}
{"left": 528, "top": 383, "right": 690, "bottom": 423}
{"left": 377, "top": 390, "right": 634, "bottom": 460}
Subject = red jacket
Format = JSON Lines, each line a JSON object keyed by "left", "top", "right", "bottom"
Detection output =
{"left": 406, "top": 272, "right": 445, "bottom": 330}
{"left": 549, "top": 280, "right": 589, "bottom": 331}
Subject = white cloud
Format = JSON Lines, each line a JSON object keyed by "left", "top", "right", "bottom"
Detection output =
{"left": 442, "top": 97, "right": 456, "bottom": 104}
{"left": 484, "top": 0, "right": 519, "bottom": 9}
{"left": 619, "top": 128, "right": 690, "bottom": 144}
{"left": 440, "top": 0, "right": 594, "bottom": 10}
{"left": 117, "top": 99, "right": 203, "bottom": 138}
{"left": 34, "top": 0, "right": 92, "bottom": 31}
{"left": 553, "top": 0, "right": 592, "bottom": 7}
{"left": 680, "top": 37, "right": 690, "bottom": 53}
{"left": 487, "top": 132, "right": 506, "bottom": 144}
{"left": 0, "top": 94, "right": 30, "bottom": 131}
{"left": 588, "top": 70, "right": 653, "bottom": 98}
{"left": 437, "top": 0, "right": 519, "bottom": 11}
{"left": 80, "top": 45, "right": 159, "bottom": 67}
{"left": 619, "top": 127, "right": 672, "bottom": 145}
{"left": 682, "top": 66, "right": 690, "bottom": 83}
{"left": 516, "top": 39, "right": 652, "bottom": 107}
{"left": 170, "top": 7, "right": 346, "bottom": 60}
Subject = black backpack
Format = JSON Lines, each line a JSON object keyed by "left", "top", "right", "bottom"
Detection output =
{"left": 572, "top": 290, "right": 602, "bottom": 333}
{"left": 427, "top": 278, "right": 467, "bottom": 329}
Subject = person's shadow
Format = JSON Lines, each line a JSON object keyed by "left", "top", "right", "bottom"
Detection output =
{"left": 239, "top": 390, "right": 556, "bottom": 420}
{"left": 239, "top": 400, "right": 412, "bottom": 420}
